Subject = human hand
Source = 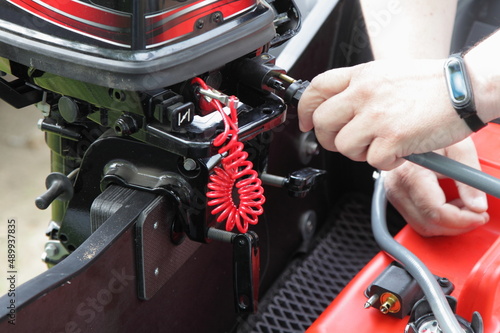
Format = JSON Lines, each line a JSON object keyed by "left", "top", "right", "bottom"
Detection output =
{"left": 297, "top": 59, "right": 473, "bottom": 170}
{"left": 384, "top": 138, "right": 489, "bottom": 236}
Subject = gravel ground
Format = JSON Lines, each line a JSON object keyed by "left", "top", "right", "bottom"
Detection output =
{"left": 0, "top": 100, "right": 51, "bottom": 296}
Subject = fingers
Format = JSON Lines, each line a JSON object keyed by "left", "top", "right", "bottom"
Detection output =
{"left": 297, "top": 60, "right": 439, "bottom": 170}
{"left": 298, "top": 59, "right": 474, "bottom": 170}
{"left": 385, "top": 162, "right": 489, "bottom": 237}
{"left": 309, "top": 92, "right": 356, "bottom": 152}
{"left": 420, "top": 203, "right": 489, "bottom": 237}
{"left": 297, "top": 64, "right": 402, "bottom": 168}
{"left": 335, "top": 117, "right": 406, "bottom": 169}
{"left": 297, "top": 67, "right": 354, "bottom": 132}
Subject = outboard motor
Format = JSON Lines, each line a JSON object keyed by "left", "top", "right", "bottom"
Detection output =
{"left": 0, "top": 0, "right": 307, "bottom": 247}
{"left": 0, "top": 2, "right": 324, "bottom": 332}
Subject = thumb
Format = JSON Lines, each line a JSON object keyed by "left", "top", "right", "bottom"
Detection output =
{"left": 455, "top": 181, "right": 488, "bottom": 213}
{"left": 445, "top": 139, "right": 488, "bottom": 213}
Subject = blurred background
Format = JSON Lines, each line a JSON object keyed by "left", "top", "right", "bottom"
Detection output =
{"left": 0, "top": 101, "right": 50, "bottom": 295}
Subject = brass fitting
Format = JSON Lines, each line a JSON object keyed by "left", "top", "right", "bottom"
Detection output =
{"left": 379, "top": 293, "right": 401, "bottom": 314}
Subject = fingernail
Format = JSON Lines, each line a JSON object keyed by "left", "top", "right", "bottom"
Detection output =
{"left": 482, "top": 212, "right": 490, "bottom": 223}
{"left": 471, "top": 196, "right": 488, "bottom": 211}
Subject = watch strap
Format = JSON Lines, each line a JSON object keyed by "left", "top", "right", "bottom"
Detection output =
{"left": 444, "top": 53, "right": 487, "bottom": 132}
{"left": 463, "top": 111, "right": 487, "bottom": 132}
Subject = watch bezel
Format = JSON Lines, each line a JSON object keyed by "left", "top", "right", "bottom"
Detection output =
{"left": 444, "top": 56, "right": 473, "bottom": 109}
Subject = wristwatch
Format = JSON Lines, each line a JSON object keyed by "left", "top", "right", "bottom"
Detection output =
{"left": 443, "top": 53, "right": 486, "bottom": 132}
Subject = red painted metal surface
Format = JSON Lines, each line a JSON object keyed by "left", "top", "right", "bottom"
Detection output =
{"left": 6, "top": 0, "right": 257, "bottom": 48}
{"left": 308, "top": 123, "right": 500, "bottom": 333}
{"left": 146, "top": 0, "right": 257, "bottom": 48}
{"left": 6, "top": 0, "right": 132, "bottom": 46}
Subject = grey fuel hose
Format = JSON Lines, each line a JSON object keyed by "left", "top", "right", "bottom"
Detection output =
{"left": 372, "top": 170, "right": 463, "bottom": 333}
{"left": 372, "top": 151, "right": 500, "bottom": 332}
{"left": 406, "top": 152, "right": 500, "bottom": 199}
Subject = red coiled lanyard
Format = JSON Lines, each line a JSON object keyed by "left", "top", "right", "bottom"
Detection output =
{"left": 192, "top": 77, "right": 265, "bottom": 233}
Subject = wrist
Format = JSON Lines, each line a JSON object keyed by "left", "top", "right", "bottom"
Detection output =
{"left": 463, "top": 33, "right": 500, "bottom": 123}
{"left": 443, "top": 54, "right": 486, "bottom": 132}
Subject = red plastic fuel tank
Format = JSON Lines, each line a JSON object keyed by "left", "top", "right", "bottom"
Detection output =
{"left": 307, "top": 123, "right": 500, "bottom": 333}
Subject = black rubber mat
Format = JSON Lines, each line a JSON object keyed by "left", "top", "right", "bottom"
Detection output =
{"left": 237, "top": 195, "right": 394, "bottom": 333}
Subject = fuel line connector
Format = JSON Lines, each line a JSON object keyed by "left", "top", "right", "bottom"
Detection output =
{"left": 406, "top": 297, "right": 483, "bottom": 333}
{"left": 278, "top": 72, "right": 310, "bottom": 107}
{"left": 364, "top": 262, "right": 454, "bottom": 319}
{"left": 235, "top": 53, "right": 309, "bottom": 107}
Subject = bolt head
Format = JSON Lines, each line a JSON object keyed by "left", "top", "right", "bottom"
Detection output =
{"left": 212, "top": 12, "right": 222, "bottom": 23}
{"left": 114, "top": 116, "right": 138, "bottom": 136}
{"left": 438, "top": 277, "right": 450, "bottom": 287}
{"left": 183, "top": 158, "right": 197, "bottom": 171}
{"left": 45, "top": 243, "right": 59, "bottom": 257}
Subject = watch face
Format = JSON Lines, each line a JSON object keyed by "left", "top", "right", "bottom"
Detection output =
{"left": 445, "top": 57, "right": 472, "bottom": 107}
{"left": 448, "top": 60, "right": 467, "bottom": 102}
{"left": 445, "top": 58, "right": 469, "bottom": 105}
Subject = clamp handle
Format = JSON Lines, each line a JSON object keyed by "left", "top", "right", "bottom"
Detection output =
{"left": 233, "top": 232, "right": 260, "bottom": 313}
{"left": 207, "top": 228, "right": 260, "bottom": 314}
{"left": 35, "top": 172, "right": 74, "bottom": 210}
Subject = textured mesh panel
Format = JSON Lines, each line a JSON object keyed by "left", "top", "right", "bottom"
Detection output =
{"left": 238, "top": 195, "right": 388, "bottom": 333}
{"left": 90, "top": 185, "right": 137, "bottom": 233}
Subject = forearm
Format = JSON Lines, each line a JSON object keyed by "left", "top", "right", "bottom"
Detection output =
{"left": 297, "top": 2, "right": 500, "bottom": 170}
{"left": 361, "top": 0, "right": 500, "bottom": 122}
{"left": 465, "top": 30, "right": 500, "bottom": 123}
{"left": 360, "top": 0, "right": 458, "bottom": 59}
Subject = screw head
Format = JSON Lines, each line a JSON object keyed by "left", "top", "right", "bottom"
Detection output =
{"left": 45, "top": 243, "right": 59, "bottom": 257}
{"left": 438, "top": 277, "right": 450, "bottom": 287}
{"left": 196, "top": 19, "right": 204, "bottom": 29}
{"left": 154, "top": 268, "right": 159, "bottom": 276}
{"left": 183, "top": 158, "right": 197, "bottom": 171}
{"left": 212, "top": 12, "right": 222, "bottom": 23}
